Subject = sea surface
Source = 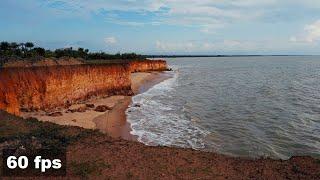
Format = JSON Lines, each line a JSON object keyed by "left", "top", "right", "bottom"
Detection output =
{"left": 126, "top": 56, "right": 320, "bottom": 159}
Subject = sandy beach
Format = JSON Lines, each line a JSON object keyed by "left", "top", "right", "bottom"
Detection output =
{"left": 21, "top": 71, "right": 172, "bottom": 140}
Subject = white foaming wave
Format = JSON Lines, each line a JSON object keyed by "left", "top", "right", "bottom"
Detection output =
{"left": 126, "top": 70, "right": 209, "bottom": 150}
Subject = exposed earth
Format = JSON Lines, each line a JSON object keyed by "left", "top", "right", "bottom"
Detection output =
{"left": 0, "top": 110, "right": 319, "bottom": 179}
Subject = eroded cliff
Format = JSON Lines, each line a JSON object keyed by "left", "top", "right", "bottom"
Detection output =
{"left": 129, "top": 60, "right": 168, "bottom": 72}
{"left": 0, "top": 64, "right": 132, "bottom": 115}
{"left": 0, "top": 60, "right": 168, "bottom": 115}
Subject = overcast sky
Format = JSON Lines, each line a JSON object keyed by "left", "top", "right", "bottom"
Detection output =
{"left": 1, "top": 0, "right": 320, "bottom": 55}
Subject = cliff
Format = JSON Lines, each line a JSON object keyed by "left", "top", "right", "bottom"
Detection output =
{"left": 129, "top": 60, "right": 168, "bottom": 72}
{"left": 0, "top": 60, "right": 168, "bottom": 115}
{"left": 0, "top": 64, "right": 132, "bottom": 115}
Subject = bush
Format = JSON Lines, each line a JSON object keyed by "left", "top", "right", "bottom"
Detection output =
{"left": 0, "top": 41, "right": 146, "bottom": 64}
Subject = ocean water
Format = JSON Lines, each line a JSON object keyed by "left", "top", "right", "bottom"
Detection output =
{"left": 126, "top": 56, "right": 320, "bottom": 159}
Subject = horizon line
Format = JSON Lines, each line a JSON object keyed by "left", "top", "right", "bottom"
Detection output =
{"left": 144, "top": 55, "right": 320, "bottom": 58}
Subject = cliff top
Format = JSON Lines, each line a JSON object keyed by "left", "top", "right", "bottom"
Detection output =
{"left": 2, "top": 57, "right": 85, "bottom": 68}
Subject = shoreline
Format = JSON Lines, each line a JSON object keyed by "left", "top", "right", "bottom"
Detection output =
{"left": 21, "top": 71, "right": 173, "bottom": 141}
{"left": 93, "top": 71, "right": 173, "bottom": 141}
{"left": 1, "top": 109, "right": 319, "bottom": 179}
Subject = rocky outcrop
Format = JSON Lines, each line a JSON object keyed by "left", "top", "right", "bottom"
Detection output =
{"left": 129, "top": 60, "right": 168, "bottom": 72}
{"left": 0, "top": 60, "right": 169, "bottom": 115}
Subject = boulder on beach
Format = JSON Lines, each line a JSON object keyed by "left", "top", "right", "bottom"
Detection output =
{"left": 67, "top": 104, "right": 88, "bottom": 113}
{"left": 47, "top": 112, "right": 63, "bottom": 117}
{"left": 133, "top": 103, "right": 142, "bottom": 107}
{"left": 86, "top": 104, "right": 95, "bottom": 108}
{"left": 94, "top": 105, "right": 112, "bottom": 112}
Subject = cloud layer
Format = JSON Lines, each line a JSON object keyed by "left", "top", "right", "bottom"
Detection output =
{"left": 2, "top": 0, "right": 320, "bottom": 54}
{"left": 105, "top": 37, "right": 117, "bottom": 45}
{"left": 40, "top": 0, "right": 320, "bottom": 33}
{"left": 291, "top": 20, "right": 320, "bottom": 43}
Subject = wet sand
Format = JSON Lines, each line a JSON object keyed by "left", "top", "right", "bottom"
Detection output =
{"left": 93, "top": 72, "right": 172, "bottom": 141}
{"left": 21, "top": 71, "right": 172, "bottom": 140}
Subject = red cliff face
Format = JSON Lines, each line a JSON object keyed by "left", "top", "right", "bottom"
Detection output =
{"left": 0, "top": 64, "right": 132, "bottom": 115}
{"left": 129, "top": 60, "right": 168, "bottom": 72}
{"left": 0, "top": 60, "right": 168, "bottom": 115}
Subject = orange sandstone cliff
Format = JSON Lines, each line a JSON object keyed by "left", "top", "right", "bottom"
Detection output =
{"left": 0, "top": 60, "right": 168, "bottom": 115}
{"left": 129, "top": 60, "right": 168, "bottom": 72}
{"left": 0, "top": 64, "right": 132, "bottom": 115}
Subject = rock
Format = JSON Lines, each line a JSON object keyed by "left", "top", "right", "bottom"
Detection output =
{"left": 65, "top": 109, "right": 72, "bottom": 113}
{"left": 47, "top": 112, "right": 63, "bottom": 117}
{"left": 72, "top": 119, "right": 77, "bottom": 122}
{"left": 67, "top": 104, "right": 87, "bottom": 113}
{"left": 133, "top": 103, "right": 142, "bottom": 107}
{"left": 76, "top": 106, "right": 87, "bottom": 112}
{"left": 86, "top": 104, "right": 95, "bottom": 108}
{"left": 20, "top": 108, "right": 30, "bottom": 112}
{"left": 94, "top": 105, "right": 112, "bottom": 112}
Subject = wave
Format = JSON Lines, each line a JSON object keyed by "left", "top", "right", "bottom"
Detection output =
{"left": 126, "top": 70, "right": 209, "bottom": 150}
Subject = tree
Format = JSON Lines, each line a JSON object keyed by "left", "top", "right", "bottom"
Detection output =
{"left": 0, "top": 42, "right": 10, "bottom": 51}
{"left": 78, "top": 47, "right": 84, "bottom": 52}
{"left": 0, "top": 41, "right": 146, "bottom": 61}
{"left": 0, "top": 42, "right": 10, "bottom": 56}
{"left": 9, "top": 42, "right": 19, "bottom": 50}
{"left": 9, "top": 42, "right": 21, "bottom": 56}
{"left": 18, "top": 43, "right": 26, "bottom": 57}
{"left": 25, "top": 42, "right": 34, "bottom": 50}
{"left": 33, "top": 47, "right": 46, "bottom": 56}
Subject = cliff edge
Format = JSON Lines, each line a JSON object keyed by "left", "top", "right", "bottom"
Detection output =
{"left": 0, "top": 60, "right": 168, "bottom": 115}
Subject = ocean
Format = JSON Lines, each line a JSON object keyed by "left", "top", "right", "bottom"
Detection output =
{"left": 126, "top": 56, "right": 320, "bottom": 159}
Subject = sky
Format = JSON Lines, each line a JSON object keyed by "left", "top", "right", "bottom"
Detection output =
{"left": 1, "top": 0, "right": 320, "bottom": 55}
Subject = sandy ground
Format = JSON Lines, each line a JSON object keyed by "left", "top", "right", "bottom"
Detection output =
{"left": 21, "top": 72, "right": 172, "bottom": 140}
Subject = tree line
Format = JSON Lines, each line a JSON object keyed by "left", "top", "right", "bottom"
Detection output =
{"left": 0, "top": 41, "right": 146, "bottom": 66}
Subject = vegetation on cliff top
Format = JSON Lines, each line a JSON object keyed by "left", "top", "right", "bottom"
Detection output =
{"left": 0, "top": 41, "right": 146, "bottom": 67}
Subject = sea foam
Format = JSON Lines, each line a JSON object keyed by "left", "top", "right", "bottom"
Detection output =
{"left": 126, "top": 70, "right": 209, "bottom": 149}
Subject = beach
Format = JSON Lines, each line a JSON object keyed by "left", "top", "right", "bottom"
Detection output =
{"left": 21, "top": 71, "right": 172, "bottom": 140}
